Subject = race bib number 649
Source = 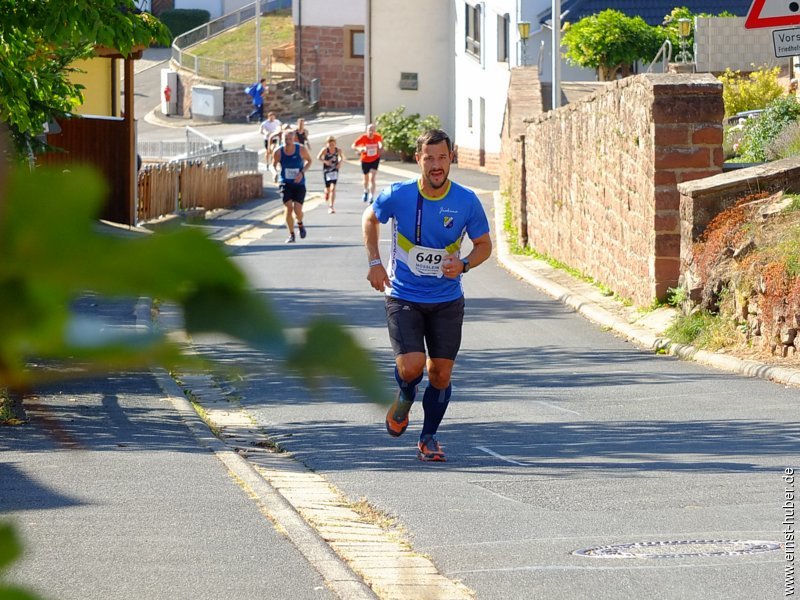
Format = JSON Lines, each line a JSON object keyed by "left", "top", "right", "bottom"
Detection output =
{"left": 409, "top": 245, "right": 448, "bottom": 277}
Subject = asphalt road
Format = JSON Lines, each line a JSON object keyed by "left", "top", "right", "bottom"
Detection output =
{"left": 134, "top": 55, "right": 798, "bottom": 599}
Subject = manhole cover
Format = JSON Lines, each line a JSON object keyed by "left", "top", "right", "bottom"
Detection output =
{"left": 573, "top": 539, "right": 782, "bottom": 559}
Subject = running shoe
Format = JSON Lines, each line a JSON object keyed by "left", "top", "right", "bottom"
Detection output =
{"left": 385, "top": 389, "right": 414, "bottom": 437}
{"left": 328, "top": 207, "right": 335, "bottom": 214}
{"left": 362, "top": 191, "right": 369, "bottom": 202}
{"left": 298, "top": 223, "right": 307, "bottom": 239}
{"left": 417, "top": 435, "right": 446, "bottom": 462}
{"left": 285, "top": 233, "right": 296, "bottom": 244}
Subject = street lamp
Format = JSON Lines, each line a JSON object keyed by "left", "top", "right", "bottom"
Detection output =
{"left": 518, "top": 21, "right": 530, "bottom": 65}
{"left": 677, "top": 18, "right": 692, "bottom": 63}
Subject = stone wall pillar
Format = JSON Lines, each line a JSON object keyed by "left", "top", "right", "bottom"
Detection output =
{"left": 523, "top": 73, "right": 723, "bottom": 306}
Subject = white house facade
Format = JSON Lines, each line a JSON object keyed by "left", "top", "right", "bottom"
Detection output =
{"left": 453, "top": 0, "right": 551, "bottom": 171}
{"left": 367, "top": 1, "right": 455, "bottom": 135}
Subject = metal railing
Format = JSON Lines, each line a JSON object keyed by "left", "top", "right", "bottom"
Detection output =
{"left": 203, "top": 148, "right": 260, "bottom": 175}
{"left": 138, "top": 127, "right": 259, "bottom": 177}
{"left": 537, "top": 39, "right": 545, "bottom": 72}
{"left": 171, "top": 0, "right": 293, "bottom": 84}
{"left": 137, "top": 140, "right": 187, "bottom": 161}
{"left": 186, "top": 126, "right": 223, "bottom": 157}
{"left": 295, "top": 72, "right": 321, "bottom": 105}
{"left": 647, "top": 39, "right": 672, "bottom": 73}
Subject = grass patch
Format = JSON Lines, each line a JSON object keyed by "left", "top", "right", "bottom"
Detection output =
{"left": 188, "top": 397, "right": 222, "bottom": 437}
{"left": 189, "top": 10, "right": 293, "bottom": 62}
{"left": 348, "top": 497, "right": 405, "bottom": 535}
{"left": 665, "top": 310, "right": 741, "bottom": 350}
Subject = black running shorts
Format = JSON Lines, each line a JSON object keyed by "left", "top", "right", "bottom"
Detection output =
{"left": 280, "top": 182, "right": 306, "bottom": 204}
{"left": 384, "top": 296, "right": 465, "bottom": 360}
{"left": 361, "top": 159, "right": 380, "bottom": 174}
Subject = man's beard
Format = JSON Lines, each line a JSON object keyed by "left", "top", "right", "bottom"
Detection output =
{"left": 426, "top": 170, "right": 449, "bottom": 189}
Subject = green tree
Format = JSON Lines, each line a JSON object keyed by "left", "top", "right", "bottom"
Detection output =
{"left": 0, "top": 0, "right": 170, "bottom": 159}
{"left": 561, "top": 9, "right": 665, "bottom": 81}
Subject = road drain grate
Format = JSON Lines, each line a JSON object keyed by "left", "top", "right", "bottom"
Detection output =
{"left": 573, "top": 539, "right": 782, "bottom": 559}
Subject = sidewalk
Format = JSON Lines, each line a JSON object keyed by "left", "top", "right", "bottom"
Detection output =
{"left": 1, "top": 297, "right": 368, "bottom": 600}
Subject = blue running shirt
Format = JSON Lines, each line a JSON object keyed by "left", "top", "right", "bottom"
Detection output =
{"left": 279, "top": 143, "right": 305, "bottom": 184}
{"left": 371, "top": 179, "right": 490, "bottom": 303}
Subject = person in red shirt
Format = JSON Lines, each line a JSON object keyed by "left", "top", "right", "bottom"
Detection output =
{"left": 351, "top": 123, "right": 383, "bottom": 203}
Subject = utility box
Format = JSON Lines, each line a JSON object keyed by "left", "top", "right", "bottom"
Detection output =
{"left": 191, "top": 85, "right": 224, "bottom": 121}
{"left": 160, "top": 69, "right": 177, "bottom": 116}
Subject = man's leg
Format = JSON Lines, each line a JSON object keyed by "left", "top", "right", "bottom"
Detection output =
{"left": 416, "top": 298, "right": 464, "bottom": 461}
{"left": 284, "top": 200, "right": 295, "bottom": 242}
{"left": 293, "top": 199, "right": 307, "bottom": 239}
{"left": 361, "top": 168, "right": 369, "bottom": 202}
{"left": 367, "top": 168, "right": 378, "bottom": 203}
{"left": 420, "top": 358, "right": 454, "bottom": 439}
{"left": 385, "top": 298, "right": 426, "bottom": 437}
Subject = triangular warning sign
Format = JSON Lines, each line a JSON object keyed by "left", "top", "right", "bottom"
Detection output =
{"left": 746, "top": 0, "right": 800, "bottom": 29}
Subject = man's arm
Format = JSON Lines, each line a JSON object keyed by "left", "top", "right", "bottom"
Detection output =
{"left": 297, "top": 147, "right": 313, "bottom": 183}
{"left": 464, "top": 232, "right": 492, "bottom": 269}
{"left": 362, "top": 207, "right": 391, "bottom": 292}
{"left": 443, "top": 232, "right": 492, "bottom": 279}
{"left": 271, "top": 147, "right": 281, "bottom": 181}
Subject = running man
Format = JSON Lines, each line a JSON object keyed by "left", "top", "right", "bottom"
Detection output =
{"left": 317, "top": 135, "right": 343, "bottom": 213}
{"left": 272, "top": 128, "right": 313, "bottom": 243}
{"left": 259, "top": 112, "right": 283, "bottom": 164}
{"left": 361, "top": 128, "right": 492, "bottom": 461}
{"left": 352, "top": 123, "right": 383, "bottom": 203}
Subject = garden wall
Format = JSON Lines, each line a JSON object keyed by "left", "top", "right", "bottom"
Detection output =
{"left": 514, "top": 73, "right": 724, "bottom": 306}
{"left": 678, "top": 156, "right": 800, "bottom": 273}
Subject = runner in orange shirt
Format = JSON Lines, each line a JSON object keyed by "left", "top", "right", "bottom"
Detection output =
{"left": 351, "top": 123, "right": 383, "bottom": 203}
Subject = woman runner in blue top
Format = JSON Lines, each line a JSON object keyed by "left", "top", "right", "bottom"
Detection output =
{"left": 362, "top": 128, "right": 492, "bottom": 461}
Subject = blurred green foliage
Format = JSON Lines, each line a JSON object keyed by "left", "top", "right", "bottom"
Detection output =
{"left": 0, "top": 160, "right": 388, "bottom": 405}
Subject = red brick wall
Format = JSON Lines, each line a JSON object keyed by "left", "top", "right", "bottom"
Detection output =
{"left": 296, "top": 26, "right": 363, "bottom": 110}
{"left": 519, "top": 73, "right": 724, "bottom": 306}
{"left": 456, "top": 147, "right": 501, "bottom": 175}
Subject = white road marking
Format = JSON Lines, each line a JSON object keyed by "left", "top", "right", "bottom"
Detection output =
{"left": 449, "top": 559, "right": 782, "bottom": 574}
{"left": 475, "top": 446, "right": 527, "bottom": 466}
{"left": 534, "top": 400, "right": 581, "bottom": 415}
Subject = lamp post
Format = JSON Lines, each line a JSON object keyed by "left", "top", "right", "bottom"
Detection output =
{"left": 255, "top": 0, "right": 261, "bottom": 81}
{"left": 677, "top": 18, "right": 692, "bottom": 64}
{"left": 518, "top": 21, "right": 530, "bottom": 65}
{"left": 552, "top": 0, "right": 561, "bottom": 109}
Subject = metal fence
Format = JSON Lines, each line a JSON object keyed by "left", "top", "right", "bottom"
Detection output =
{"left": 171, "top": 0, "right": 293, "bottom": 84}
{"left": 204, "top": 148, "right": 260, "bottom": 175}
{"left": 186, "top": 126, "right": 223, "bottom": 157}
{"left": 138, "top": 127, "right": 259, "bottom": 177}
{"left": 296, "top": 72, "right": 321, "bottom": 105}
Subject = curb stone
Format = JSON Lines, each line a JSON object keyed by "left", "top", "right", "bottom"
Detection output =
{"left": 144, "top": 301, "right": 474, "bottom": 600}
{"left": 491, "top": 191, "right": 800, "bottom": 390}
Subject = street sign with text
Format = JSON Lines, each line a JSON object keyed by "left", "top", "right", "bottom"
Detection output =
{"left": 746, "top": 0, "right": 800, "bottom": 29}
{"left": 772, "top": 26, "right": 800, "bottom": 56}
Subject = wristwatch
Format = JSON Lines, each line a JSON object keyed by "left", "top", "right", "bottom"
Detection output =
{"left": 461, "top": 258, "right": 471, "bottom": 273}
